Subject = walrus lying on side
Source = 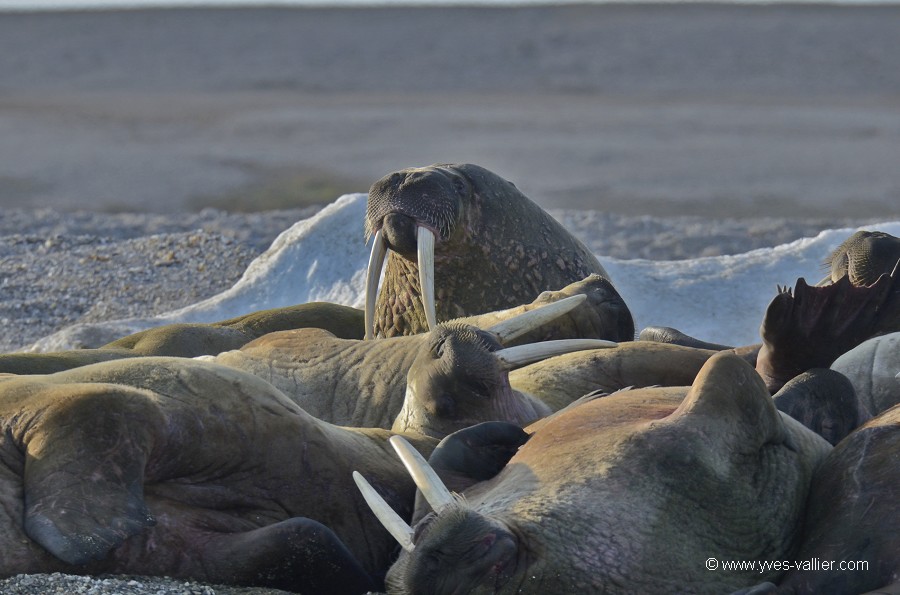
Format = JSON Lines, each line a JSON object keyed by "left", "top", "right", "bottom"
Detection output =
{"left": 208, "top": 291, "right": 618, "bottom": 431}
{"left": 356, "top": 352, "right": 832, "bottom": 594}
{"left": 0, "top": 301, "right": 364, "bottom": 375}
{"left": 0, "top": 356, "right": 436, "bottom": 593}
{"left": 364, "top": 163, "right": 616, "bottom": 339}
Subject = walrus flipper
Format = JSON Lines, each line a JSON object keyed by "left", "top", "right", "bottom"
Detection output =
{"left": 21, "top": 386, "right": 158, "bottom": 565}
{"left": 756, "top": 271, "right": 900, "bottom": 393}
{"left": 206, "top": 517, "right": 377, "bottom": 594}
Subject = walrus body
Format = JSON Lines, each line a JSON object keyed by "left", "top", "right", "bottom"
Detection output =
{"left": 360, "top": 353, "right": 832, "bottom": 594}
{"left": 0, "top": 356, "right": 435, "bottom": 592}
{"left": 775, "top": 405, "right": 900, "bottom": 594}
{"left": 0, "top": 302, "right": 364, "bottom": 375}
{"left": 364, "top": 163, "right": 617, "bottom": 338}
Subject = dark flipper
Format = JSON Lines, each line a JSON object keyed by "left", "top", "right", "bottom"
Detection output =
{"left": 22, "top": 387, "right": 159, "bottom": 565}
{"left": 756, "top": 271, "right": 900, "bottom": 393}
{"left": 414, "top": 422, "right": 529, "bottom": 523}
{"left": 208, "top": 518, "right": 377, "bottom": 594}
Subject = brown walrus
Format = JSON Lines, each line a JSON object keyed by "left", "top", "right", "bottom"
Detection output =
{"left": 357, "top": 352, "right": 831, "bottom": 593}
{"left": 363, "top": 163, "right": 618, "bottom": 339}
{"left": 0, "top": 356, "right": 436, "bottom": 593}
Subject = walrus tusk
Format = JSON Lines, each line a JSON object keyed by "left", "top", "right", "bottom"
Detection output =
{"left": 487, "top": 294, "right": 587, "bottom": 345}
{"left": 365, "top": 229, "right": 389, "bottom": 340}
{"left": 494, "top": 338, "right": 618, "bottom": 370}
{"left": 352, "top": 470, "right": 416, "bottom": 552}
{"left": 417, "top": 226, "right": 438, "bottom": 331}
{"left": 389, "top": 435, "right": 455, "bottom": 514}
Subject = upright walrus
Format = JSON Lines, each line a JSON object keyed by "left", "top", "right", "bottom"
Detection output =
{"left": 364, "top": 163, "right": 614, "bottom": 339}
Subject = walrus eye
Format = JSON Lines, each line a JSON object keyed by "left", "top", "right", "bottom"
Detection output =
{"left": 413, "top": 512, "right": 437, "bottom": 543}
{"left": 431, "top": 337, "right": 447, "bottom": 358}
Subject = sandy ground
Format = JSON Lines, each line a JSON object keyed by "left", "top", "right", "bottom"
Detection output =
{"left": 1, "top": 4, "right": 900, "bottom": 218}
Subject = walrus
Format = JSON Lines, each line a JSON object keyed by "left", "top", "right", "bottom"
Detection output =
{"left": 830, "top": 331, "right": 900, "bottom": 417}
{"left": 209, "top": 293, "right": 616, "bottom": 430}
{"left": 363, "top": 163, "right": 617, "bottom": 339}
{"left": 0, "top": 301, "right": 364, "bottom": 375}
{"left": 819, "top": 230, "right": 900, "bottom": 286}
{"left": 356, "top": 352, "right": 832, "bottom": 594}
{"left": 736, "top": 406, "right": 900, "bottom": 595}
{"left": 0, "top": 356, "right": 436, "bottom": 593}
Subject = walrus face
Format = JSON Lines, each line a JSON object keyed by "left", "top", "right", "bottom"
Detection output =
{"left": 396, "top": 324, "right": 536, "bottom": 439}
{"left": 387, "top": 505, "right": 521, "bottom": 595}
{"left": 363, "top": 163, "right": 612, "bottom": 340}
{"left": 364, "top": 165, "right": 470, "bottom": 338}
{"left": 821, "top": 230, "right": 900, "bottom": 286}
{"left": 393, "top": 298, "right": 616, "bottom": 438}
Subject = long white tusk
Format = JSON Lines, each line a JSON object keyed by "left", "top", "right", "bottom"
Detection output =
{"left": 486, "top": 294, "right": 587, "bottom": 345}
{"left": 389, "top": 435, "right": 455, "bottom": 513}
{"left": 352, "top": 471, "right": 415, "bottom": 552}
{"left": 494, "top": 338, "right": 617, "bottom": 370}
{"left": 365, "top": 229, "right": 389, "bottom": 340}
{"left": 417, "top": 226, "right": 438, "bottom": 330}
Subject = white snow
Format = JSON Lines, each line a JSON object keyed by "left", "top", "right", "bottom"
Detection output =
{"left": 30, "top": 193, "right": 900, "bottom": 351}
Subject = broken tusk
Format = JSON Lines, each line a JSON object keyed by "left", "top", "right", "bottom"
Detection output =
{"left": 389, "top": 435, "right": 455, "bottom": 514}
{"left": 352, "top": 470, "right": 415, "bottom": 552}
{"left": 364, "top": 229, "right": 389, "bottom": 340}
{"left": 417, "top": 226, "right": 437, "bottom": 331}
{"left": 487, "top": 294, "right": 587, "bottom": 345}
{"left": 494, "top": 338, "right": 618, "bottom": 370}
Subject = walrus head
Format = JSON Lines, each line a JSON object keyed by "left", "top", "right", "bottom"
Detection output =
{"left": 820, "top": 230, "right": 900, "bottom": 286}
{"left": 364, "top": 163, "right": 611, "bottom": 339}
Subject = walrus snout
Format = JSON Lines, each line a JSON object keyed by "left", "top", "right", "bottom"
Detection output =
{"left": 381, "top": 212, "right": 421, "bottom": 257}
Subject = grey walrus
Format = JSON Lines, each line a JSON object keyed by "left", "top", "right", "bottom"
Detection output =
{"left": 363, "top": 163, "right": 618, "bottom": 339}
{"left": 0, "top": 356, "right": 436, "bottom": 593}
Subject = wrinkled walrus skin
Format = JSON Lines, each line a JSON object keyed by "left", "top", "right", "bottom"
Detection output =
{"left": 211, "top": 275, "right": 630, "bottom": 432}
{"left": 365, "top": 163, "right": 615, "bottom": 337}
{"left": 773, "top": 405, "right": 900, "bottom": 595}
{"left": 0, "top": 356, "right": 435, "bottom": 593}
{"left": 379, "top": 353, "right": 832, "bottom": 594}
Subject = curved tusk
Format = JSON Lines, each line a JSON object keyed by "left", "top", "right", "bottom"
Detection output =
{"left": 364, "top": 229, "right": 389, "bottom": 340}
{"left": 352, "top": 471, "right": 415, "bottom": 552}
{"left": 494, "top": 338, "right": 617, "bottom": 370}
{"left": 487, "top": 294, "right": 587, "bottom": 345}
{"left": 389, "top": 435, "right": 455, "bottom": 513}
{"left": 417, "top": 226, "right": 438, "bottom": 330}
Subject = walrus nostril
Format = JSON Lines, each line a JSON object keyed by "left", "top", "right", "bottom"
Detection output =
{"left": 382, "top": 212, "right": 419, "bottom": 256}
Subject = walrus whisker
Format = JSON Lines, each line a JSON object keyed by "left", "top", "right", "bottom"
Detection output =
{"left": 417, "top": 226, "right": 438, "bottom": 331}
{"left": 494, "top": 339, "right": 618, "bottom": 370}
{"left": 486, "top": 294, "right": 587, "bottom": 345}
{"left": 389, "top": 435, "right": 456, "bottom": 514}
{"left": 365, "top": 229, "right": 389, "bottom": 340}
{"left": 352, "top": 470, "right": 416, "bottom": 552}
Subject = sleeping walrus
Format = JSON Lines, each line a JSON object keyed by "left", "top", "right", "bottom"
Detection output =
{"left": 0, "top": 356, "right": 436, "bottom": 593}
